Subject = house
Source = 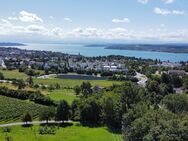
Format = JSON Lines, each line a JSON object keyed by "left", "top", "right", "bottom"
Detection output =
{"left": 0, "top": 58, "right": 7, "bottom": 68}
{"left": 168, "top": 70, "right": 186, "bottom": 76}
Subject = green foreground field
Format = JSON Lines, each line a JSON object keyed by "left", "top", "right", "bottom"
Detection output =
{"left": 0, "top": 124, "right": 122, "bottom": 141}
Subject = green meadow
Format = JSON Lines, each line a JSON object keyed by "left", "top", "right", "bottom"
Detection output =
{"left": 34, "top": 78, "right": 121, "bottom": 88}
{"left": 0, "top": 124, "right": 122, "bottom": 141}
{"left": 0, "top": 69, "right": 28, "bottom": 80}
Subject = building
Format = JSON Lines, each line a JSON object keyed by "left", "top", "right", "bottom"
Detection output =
{"left": 0, "top": 58, "right": 7, "bottom": 68}
{"left": 168, "top": 70, "right": 186, "bottom": 76}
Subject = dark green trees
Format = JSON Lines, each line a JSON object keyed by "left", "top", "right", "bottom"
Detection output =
{"left": 55, "top": 100, "right": 70, "bottom": 122}
{"left": 79, "top": 97, "right": 101, "bottom": 125}
{"left": 80, "top": 82, "right": 92, "bottom": 97}
{"left": 0, "top": 72, "right": 4, "bottom": 80}
{"left": 161, "top": 94, "right": 188, "bottom": 113}
{"left": 73, "top": 85, "right": 81, "bottom": 95}
{"left": 102, "top": 96, "right": 121, "bottom": 129}
{"left": 22, "top": 112, "right": 32, "bottom": 126}
{"left": 40, "top": 108, "right": 55, "bottom": 124}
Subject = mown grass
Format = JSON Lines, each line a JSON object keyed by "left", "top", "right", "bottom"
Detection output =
{"left": 47, "top": 89, "right": 77, "bottom": 104}
{"left": 0, "top": 124, "right": 122, "bottom": 141}
{"left": 34, "top": 78, "right": 121, "bottom": 88}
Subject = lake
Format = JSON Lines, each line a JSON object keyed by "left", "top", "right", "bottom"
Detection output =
{"left": 16, "top": 43, "right": 188, "bottom": 62}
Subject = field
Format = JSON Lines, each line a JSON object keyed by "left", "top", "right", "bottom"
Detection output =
{"left": 34, "top": 78, "right": 121, "bottom": 104}
{"left": 0, "top": 95, "right": 50, "bottom": 123}
{"left": 34, "top": 78, "right": 121, "bottom": 88}
{"left": 0, "top": 69, "right": 28, "bottom": 80}
{"left": 0, "top": 124, "right": 122, "bottom": 141}
{"left": 47, "top": 89, "right": 77, "bottom": 104}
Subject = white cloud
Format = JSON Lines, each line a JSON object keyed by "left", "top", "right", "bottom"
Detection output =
{"left": 172, "top": 10, "right": 185, "bottom": 15}
{"left": 110, "top": 28, "right": 127, "bottom": 33}
{"left": 52, "top": 27, "right": 64, "bottom": 37}
{"left": 112, "top": 18, "right": 130, "bottom": 23}
{"left": 26, "top": 25, "right": 46, "bottom": 32}
{"left": 8, "top": 17, "right": 18, "bottom": 21}
{"left": 64, "top": 17, "right": 72, "bottom": 22}
{"left": 1, "top": 19, "right": 12, "bottom": 25}
{"left": 154, "top": 8, "right": 171, "bottom": 16}
{"left": 138, "top": 0, "right": 175, "bottom": 5}
{"left": 162, "top": 0, "right": 175, "bottom": 4}
{"left": 154, "top": 7, "right": 185, "bottom": 16}
{"left": 19, "top": 10, "right": 43, "bottom": 23}
{"left": 137, "top": 0, "right": 149, "bottom": 4}
{"left": 49, "top": 16, "right": 54, "bottom": 19}
{"left": 160, "top": 24, "right": 165, "bottom": 28}
{"left": 1, "top": 17, "right": 188, "bottom": 42}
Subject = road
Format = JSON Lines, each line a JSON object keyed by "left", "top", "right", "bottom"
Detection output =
{"left": 0, "top": 120, "right": 72, "bottom": 127}
{"left": 135, "top": 72, "right": 148, "bottom": 87}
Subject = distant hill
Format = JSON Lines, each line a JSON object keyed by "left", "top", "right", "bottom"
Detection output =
{"left": 86, "top": 44, "right": 188, "bottom": 53}
{"left": 0, "top": 42, "right": 26, "bottom": 46}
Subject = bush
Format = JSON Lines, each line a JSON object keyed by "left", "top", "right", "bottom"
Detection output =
{"left": 2, "top": 127, "right": 11, "bottom": 133}
{"left": 38, "top": 126, "right": 56, "bottom": 135}
{"left": 161, "top": 94, "right": 188, "bottom": 113}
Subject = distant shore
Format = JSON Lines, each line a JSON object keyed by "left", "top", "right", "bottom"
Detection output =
{"left": 86, "top": 44, "right": 188, "bottom": 53}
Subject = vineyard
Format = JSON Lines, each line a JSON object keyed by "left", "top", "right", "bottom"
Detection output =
{"left": 0, "top": 95, "right": 50, "bottom": 123}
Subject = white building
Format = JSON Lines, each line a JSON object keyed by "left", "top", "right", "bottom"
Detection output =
{"left": 0, "top": 58, "right": 6, "bottom": 68}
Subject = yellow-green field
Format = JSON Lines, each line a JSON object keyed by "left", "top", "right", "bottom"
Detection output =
{"left": 0, "top": 69, "right": 28, "bottom": 80}
{"left": 46, "top": 89, "right": 77, "bottom": 104}
{"left": 0, "top": 124, "right": 122, "bottom": 141}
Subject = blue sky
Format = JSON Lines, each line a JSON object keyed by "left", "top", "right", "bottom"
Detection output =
{"left": 0, "top": 0, "right": 187, "bottom": 43}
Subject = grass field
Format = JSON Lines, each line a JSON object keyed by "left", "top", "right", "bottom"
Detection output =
{"left": 0, "top": 95, "right": 50, "bottom": 123}
{"left": 0, "top": 124, "right": 122, "bottom": 141}
{"left": 34, "top": 78, "right": 121, "bottom": 103}
{"left": 0, "top": 69, "right": 28, "bottom": 80}
{"left": 34, "top": 78, "right": 121, "bottom": 88}
{"left": 47, "top": 89, "right": 77, "bottom": 104}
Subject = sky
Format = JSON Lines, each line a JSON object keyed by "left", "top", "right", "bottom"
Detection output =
{"left": 0, "top": 0, "right": 188, "bottom": 43}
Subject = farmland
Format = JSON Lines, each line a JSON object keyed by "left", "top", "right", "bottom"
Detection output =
{"left": 0, "top": 95, "right": 50, "bottom": 123}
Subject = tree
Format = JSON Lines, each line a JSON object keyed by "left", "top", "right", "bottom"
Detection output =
{"left": 17, "top": 79, "right": 26, "bottom": 90}
{"left": 73, "top": 85, "right": 81, "bottom": 95}
{"left": 40, "top": 108, "right": 55, "bottom": 124}
{"left": 79, "top": 97, "right": 101, "bottom": 125}
{"left": 22, "top": 112, "right": 32, "bottom": 126}
{"left": 159, "top": 83, "right": 173, "bottom": 96}
{"left": 146, "top": 80, "right": 159, "bottom": 93}
{"left": 80, "top": 82, "right": 92, "bottom": 97}
{"left": 55, "top": 100, "right": 70, "bottom": 123}
{"left": 161, "top": 73, "right": 171, "bottom": 84}
{"left": 102, "top": 96, "right": 121, "bottom": 129}
{"left": 71, "top": 100, "right": 80, "bottom": 120}
{"left": 27, "top": 76, "right": 33, "bottom": 85}
{"left": 0, "top": 72, "right": 4, "bottom": 80}
{"left": 161, "top": 94, "right": 188, "bottom": 113}
{"left": 120, "top": 82, "right": 138, "bottom": 112}
{"left": 171, "top": 74, "right": 182, "bottom": 88}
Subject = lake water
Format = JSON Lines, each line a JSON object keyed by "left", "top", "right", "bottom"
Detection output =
{"left": 16, "top": 43, "right": 188, "bottom": 62}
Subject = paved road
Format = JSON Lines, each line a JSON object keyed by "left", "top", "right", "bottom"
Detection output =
{"left": 135, "top": 72, "right": 148, "bottom": 87}
{"left": 0, "top": 120, "right": 72, "bottom": 127}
